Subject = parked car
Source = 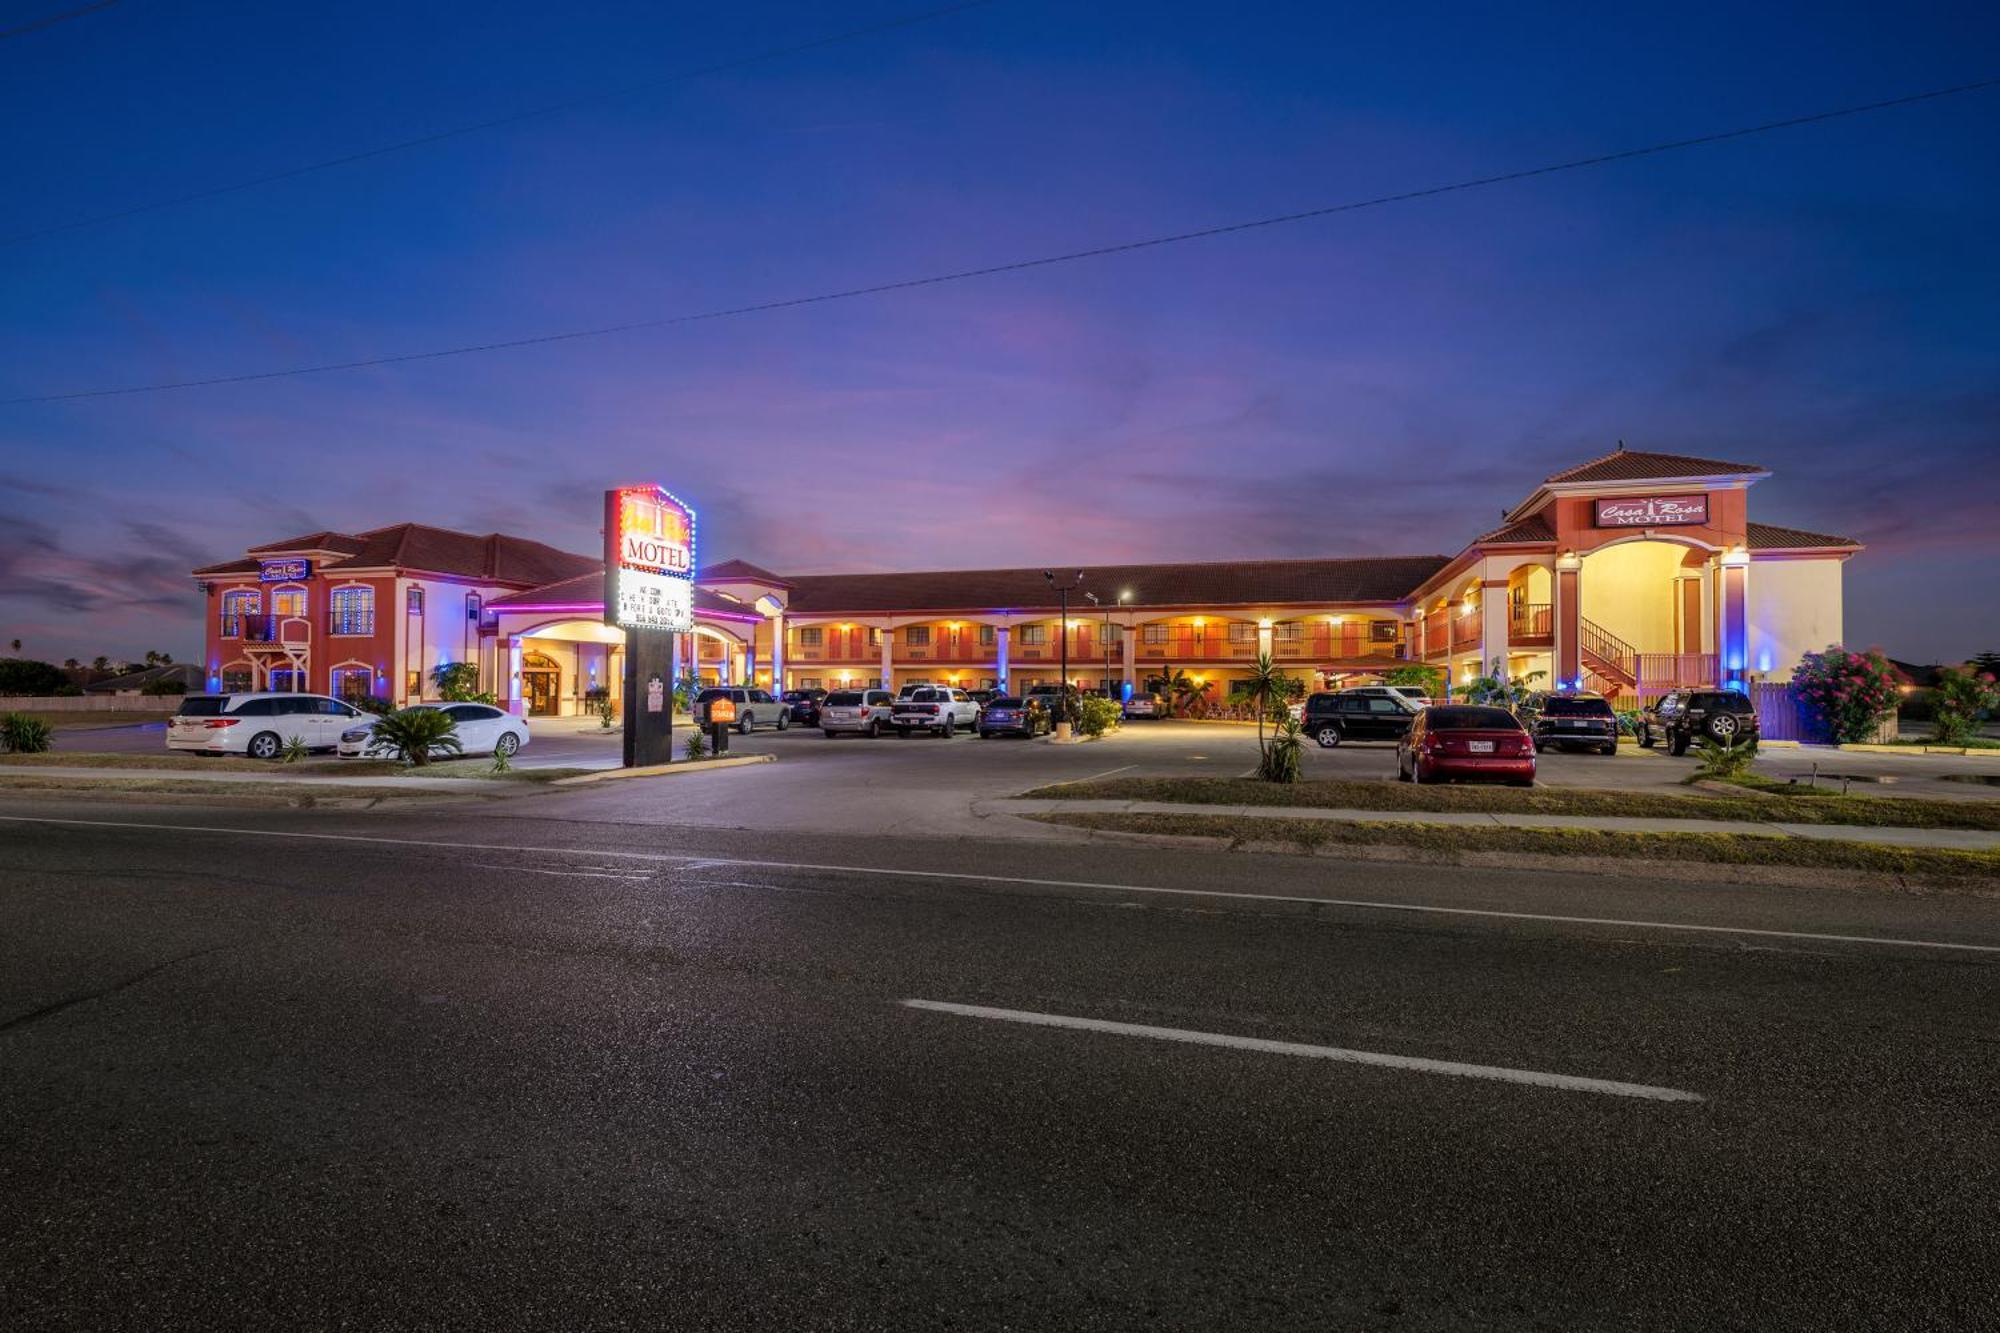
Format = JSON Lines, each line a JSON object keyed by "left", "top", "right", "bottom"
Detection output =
{"left": 1398, "top": 705, "right": 1536, "bottom": 785}
{"left": 977, "top": 696, "right": 1051, "bottom": 738}
{"left": 1638, "top": 689, "right": 1760, "bottom": 755}
{"left": 819, "top": 688, "right": 897, "bottom": 738}
{"left": 1297, "top": 690, "right": 1419, "bottom": 748}
{"left": 1346, "top": 684, "right": 1430, "bottom": 709}
{"left": 694, "top": 687, "right": 790, "bottom": 733}
{"left": 1122, "top": 692, "right": 1164, "bottom": 719}
{"left": 782, "top": 688, "right": 828, "bottom": 725}
{"left": 1532, "top": 692, "right": 1620, "bottom": 755}
{"left": 338, "top": 702, "right": 529, "bottom": 760}
{"left": 166, "top": 692, "right": 364, "bottom": 760}
{"left": 890, "top": 685, "right": 980, "bottom": 737}
{"left": 1023, "top": 685, "right": 1077, "bottom": 724}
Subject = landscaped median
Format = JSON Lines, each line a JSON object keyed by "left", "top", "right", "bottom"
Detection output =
{"left": 0, "top": 752, "right": 597, "bottom": 805}
{"left": 1000, "top": 776, "right": 2000, "bottom": 891}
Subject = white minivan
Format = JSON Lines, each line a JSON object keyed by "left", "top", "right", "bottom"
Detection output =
{"left": 167, "top": 693, "right": 365, "bottom": 760}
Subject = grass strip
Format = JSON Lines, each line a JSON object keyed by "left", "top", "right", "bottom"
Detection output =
{"left": 2, "top": 752, "right": 405, "bottom": 776}
{"left": 0, "top": 775, "right": 469, "bottom": 801}
{"left": 1032, "top": 811, "right": 2000, "bottom": 882}
{"left": 1021, "top": 776, "right": 2000, "bottom": 832}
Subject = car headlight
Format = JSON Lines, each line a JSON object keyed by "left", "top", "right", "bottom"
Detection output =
{"left": 341, "top": 728, "right": 371, "bottom": 742}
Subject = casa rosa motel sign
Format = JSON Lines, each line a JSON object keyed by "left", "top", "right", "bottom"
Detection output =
{"left": 604, "top": 485, "right": 696, "bottom": 633}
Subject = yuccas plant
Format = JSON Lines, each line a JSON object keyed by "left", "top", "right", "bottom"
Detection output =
{"left": 368, "top": 707, "right": 462, "bottom": 767}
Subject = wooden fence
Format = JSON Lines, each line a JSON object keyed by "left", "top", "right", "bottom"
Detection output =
{"left": 1749, "top": 682, "right": 1896, "bottom": 744}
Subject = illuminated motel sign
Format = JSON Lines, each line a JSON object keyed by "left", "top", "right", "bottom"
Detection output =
{"left": 603, "top": 485, "right": 696, "bottom": 633}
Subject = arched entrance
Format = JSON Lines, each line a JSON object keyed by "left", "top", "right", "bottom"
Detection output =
{"left": 521, "top": 650, "right": 561, "bottom": 716}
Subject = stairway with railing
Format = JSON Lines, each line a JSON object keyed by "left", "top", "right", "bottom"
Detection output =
{"left": 1578, "top": 616, "right": 1636, "bottom": 689}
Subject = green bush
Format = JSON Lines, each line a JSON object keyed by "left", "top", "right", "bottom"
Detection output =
{"left": 429, "top": 662, "right": 496, "bottom": 704}
{"left": 1791, "top": 646, "right": 1900, "bottom": 744}
{"left": 586, "top": 685, "right": 617, "bottom": 730}
{"left": 1076, "top": 696, "right": 1123, "bottom": 738}
{"left": 1931, "top": 664, "right": 2000, "bottom": 745}
{"left": 369, "top": 708, "right": 462, "bottom": 767}
{"left": 347, "top": 695, "right": 395, "bottom": 716}
{"left": 684, "top": 728, "right": 709, "bottom": 761}
{"left": 1, "top": 712, "right": 54, "bottom": 753}
{"left": 1614, "top": 708, "right": 1642, "bottom": 736}
{"left": 280, "top": 735, "right": 310, "bottom": 764}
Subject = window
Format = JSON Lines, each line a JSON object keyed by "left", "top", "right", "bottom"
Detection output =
{"left": 867, "top": 628, "right": 880, "bottom": 646}
{"left": 1366, "top": 697, "right": 1405, "bottom": 714}
{"left": 317, "top": 698, "right": 359, "bottom": 717}
{"left": 270, "top": 588, "right": 306, "bottom": 618}
{"left": 1228, "top": 623, "right": 1257, "bottom": 644}
{"left": 329, "top": 587, "right": 374, "bottom": 635}
{"left": 1142, "top": 624, "right": 1168, "bottom": 645}
{"left": 331, "top": 666, "right": 374, "bottom": 701}
{"left": 800, "top": 677, "right": 821, "bottom": 689}
{"left": 221, "top": 667, "right": 253, "bottom": 693}
{"left": 1020, "top": 625, "right": 1047, "bottom": 645}
{"left": 406, "top": 587, "right": 424, "bottom": 614}
{"left": 904, "top": 626, "right": 931, "bottom": 646}
{"left": 798, "top": 627, "right": 823, "bottom": 646}
{"left": 978, "top": 625, "right": 995, "bottom": 646}
{"left": 1370, "top": 619, "right": 1399, "bottom": 643}
{"left": 267, "top": 668, "right": 302, "bottom": 692}
{"left": 466, "top": 592, "right": 482, "bottom": 623}
{"left": 405, "top": 670, "right": 421, "bottom": 697}
{"left": 233, "top": 698, "right": 278, "bottom": 717}
{"left": 219, "top": 589, "right": 258, "bottom": 637}
{"left": 1275, "top": 621, "right": 1303, "bottom": 642}
{"left": 750, "top": 690, "right": 774, "bottom": 703}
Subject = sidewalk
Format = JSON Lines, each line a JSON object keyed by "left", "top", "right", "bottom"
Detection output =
{"left": 977, "top": 798, "right": 2000, "bottom": 852}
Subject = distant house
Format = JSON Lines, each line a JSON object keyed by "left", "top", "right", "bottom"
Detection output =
{"left": 82, "top": 663, "right": 206, "bottom": 695}
{"left": 1887, "top": 659, "right": 1943, "bottom": 689}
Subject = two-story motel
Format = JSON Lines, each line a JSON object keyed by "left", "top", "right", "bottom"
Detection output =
{"left": 191, "top": 447, "right": 1858, "bottom": 716}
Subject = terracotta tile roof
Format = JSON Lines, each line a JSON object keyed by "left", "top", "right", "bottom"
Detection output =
{"left": 1745, "top": 521, "right": 1860, "bottom": 551}
{"left": 699, "top": 559, "right": 792, "bottom": 587}
{"left": 486, "top": 570, "right": 761, "bottom": 619}
{"left": 780, "top": 556, "right": 1450, "bottom": 614}
{"left": 191, "top": 557, "right": 262, "bottom": 576}
{"left": 1473, "top": 513, "right": 1556, "bottom": 545}
{"left": 336, "top": 524, "right": 600, "bottom": 586}
{"left": 1544, "top": 448, "right": 1768, "bottom": 484}
{"left": 246, "top": 531, "right": 368, "bottom": 555}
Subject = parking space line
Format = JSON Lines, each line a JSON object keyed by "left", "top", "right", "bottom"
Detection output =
{"left": 901, "top": 1000, "right": 1705, "bottom": 1102}
{"left": 5, "top": 815, "right": 1997, "bottom": 955}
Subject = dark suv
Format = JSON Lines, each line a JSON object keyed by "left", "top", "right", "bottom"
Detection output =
{"left": 782, "top": 688, "right": 827, "bottom": 725}
{"left": 1638, "top": 689, "right": 1759, "bottom": 755}
{"left": 1299, "top": 690, "right": 1418, "bottom": 748}
{"left": 1531, "top": 692, "right": 1619, "bottom": 755}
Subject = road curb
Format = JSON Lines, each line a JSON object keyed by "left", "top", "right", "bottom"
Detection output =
{"left": 551, "top": 754, "right": 775, "bottom": 785}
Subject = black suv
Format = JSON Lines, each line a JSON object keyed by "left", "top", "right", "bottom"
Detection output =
{"left": 1531, "top": 692, "right": 1619, "bottom": 755}
{"left": 782, "top": 688, "right": 827, "bottom": 725}
{"left": 1638, "top": 689, "right": 1759, "bottom": 755}
{"left": 1300, "top": 690, "right": 1418, "bottom": 748}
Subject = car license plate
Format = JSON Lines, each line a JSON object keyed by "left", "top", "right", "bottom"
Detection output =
{"left": 1562, "top": 720, "right": 1582, "bottom": 728}
{"left": 1469, "top": 740, "right": 1495, "bottom": 753}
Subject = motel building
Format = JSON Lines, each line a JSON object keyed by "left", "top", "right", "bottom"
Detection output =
{"left": 191, "top": 447, "right": 1857, "bottom": 716}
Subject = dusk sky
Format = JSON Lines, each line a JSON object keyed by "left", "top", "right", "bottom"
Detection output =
{"left": 3, "top": 1, "right": 1996, "bottom": 664}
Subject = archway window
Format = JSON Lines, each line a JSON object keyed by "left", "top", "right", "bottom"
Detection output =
{"left": 329, "top": 587, "right": 374, "bottom": 636}
{"left": 220, "top": 589, "right": 259, "bottom": 637}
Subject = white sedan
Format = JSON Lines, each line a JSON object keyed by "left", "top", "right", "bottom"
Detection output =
{"left": 338, "top": 702, "right": 530, "bottom": 760}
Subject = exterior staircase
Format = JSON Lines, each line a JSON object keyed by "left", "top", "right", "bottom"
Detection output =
{"left": 1579, "top": 616, "right": 1636, "bottom": 695}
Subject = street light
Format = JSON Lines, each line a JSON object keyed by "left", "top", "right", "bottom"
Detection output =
{"left": 1044, "top": 569, "right": 1083, "bottom": 728}
{"left": 1084, "top": 588, "right": 1131, "bottom": 700}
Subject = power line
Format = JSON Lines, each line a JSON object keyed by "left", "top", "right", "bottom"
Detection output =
{"left": 1, "top": 1, "right": 121, "bottom": 42}
{"left": 0, "top": 0, "right": 1000, "bottom": 246}
{"left": 9, "top": 75, "right": 1996, "bottom": 407}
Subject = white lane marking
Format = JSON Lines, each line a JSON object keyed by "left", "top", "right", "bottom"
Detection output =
{"left": 4, "top": 815, "right": 1996, "bottom": 955}
{"left": 1044, "top": 764, "right": 1135, "bottom": 787}
{"left": 901, "top": 1000, "right": 1705, "bottom": 1103}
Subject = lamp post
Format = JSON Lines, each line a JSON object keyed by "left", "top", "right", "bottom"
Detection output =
{"left": 1084, "top": 588, "right": 1129, "bottom": 701}
{"left": 1045, "top": 569, "right": 1083, "bottom": 734}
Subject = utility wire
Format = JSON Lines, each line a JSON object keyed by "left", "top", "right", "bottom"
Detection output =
{"left": 0, "top": 0, "right": 1000, "bottom": 245}
{"left": 1, "top": 0, "right": 121, "bottom": 42}
{"left": 9, "top": 75, "right": 1996, "bottom": 407}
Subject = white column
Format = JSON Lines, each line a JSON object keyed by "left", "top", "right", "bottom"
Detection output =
{"left": 1480, "top": 581, "right": 1510, "bottom": 675}
{"left": 879, "top": 622, "right": 894, "bottom": 688}
{"left": 1120, "top": 621, "right": 1136, "bottom": 694}
{"left": 769, "top": 611, "right": 785, "bottom": 690}
{"left": 506, "top": 635, "right": 524, "bottom": 716}
{"left": 995, "top": 625, "right": 1010, "bottom": 693}
{"left": 1257, "top": 620, "right": 1274, "bottom": 658}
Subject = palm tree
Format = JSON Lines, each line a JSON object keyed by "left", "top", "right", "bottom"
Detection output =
{"left": 92, "top": 656, "right": 109, "bottom": 673}
{"left": 63, "top": 658, "right": 79, "bottom": 670}
{"left": 368, "top": 708, "right": 462, "bottom": 767}
{"left": 1228, "top": 652, "right": 1297, "bottom": 772}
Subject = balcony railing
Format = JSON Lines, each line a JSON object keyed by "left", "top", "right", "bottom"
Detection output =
{"left": 1423, "top": 609, "right": 1450, "bottom": 657}
{"left": 1450, "top": 613, "right": 1480, "bottom": 653}
{"left": 1509, "top": 603, "right": 1551, "bottom": 640}
{"left": 240, "top": 614, "right": 310, "bottom": 647}
{"left": 1134, "top": 635, "right": 1256, "bottom": 662}
{"left": 1270, "top": 627, "right": 1396, "bottom": 661}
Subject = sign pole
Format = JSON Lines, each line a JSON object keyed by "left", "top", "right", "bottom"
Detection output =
{"left": 622, "top": 628, "right": 675, "bottom": 767}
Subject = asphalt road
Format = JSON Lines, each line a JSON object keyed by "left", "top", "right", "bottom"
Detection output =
{"left": 3, "top": 795, "right": 1998, "bottom": 1330}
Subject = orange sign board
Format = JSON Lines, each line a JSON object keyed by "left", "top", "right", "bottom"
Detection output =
{"left": 708, "top": 696, "right": 737, "bottom": 723}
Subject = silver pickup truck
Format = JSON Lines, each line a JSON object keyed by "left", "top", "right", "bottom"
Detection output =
{"left": 889, "top": 685, "right": 980, "bottom": 737}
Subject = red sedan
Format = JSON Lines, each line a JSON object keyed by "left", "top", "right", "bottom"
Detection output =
{"left": 1397, "top": 705, "right": 1536, "bottom": 786}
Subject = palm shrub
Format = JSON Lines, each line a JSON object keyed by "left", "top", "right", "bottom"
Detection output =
{"left": 586, "top": 685, "right": 616, "bottom": 730}
{"left": 281, "top": 735, "right": 310, "bottom": 764}
{"left": 1791, "top": 646, "right": 1900, "bottom": 744}
{"left": 1692, "top": 733, "right": 1759, "bottom": 780}
{"left": 1, "top": 712, "right": 53, "bottom": 753}
{"left": 1463, "top": 657, "right": 1546, "bottom": 717}
{"left": 1229, "top": 652, "right": 1300, "bottom": 779}
{"left": 1930, "top": 663, "right": 2000, "bottom": 745}
{"left": 370, "top": 708, "right": 462, "bottom": 767}
{"left": 684, "top": 727, "right": 709, "bottom": 761}
{"left": 1259, "top": 714, "right": 1303, "bottom": 783}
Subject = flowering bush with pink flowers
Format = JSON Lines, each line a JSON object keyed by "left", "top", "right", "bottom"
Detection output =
{"left": 1791, "top": 646, "right": 1900, "bottom": 744}
{"left": 1931, "top": 663, "right": 2000, "bottom": 745}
